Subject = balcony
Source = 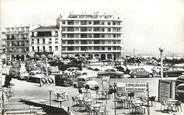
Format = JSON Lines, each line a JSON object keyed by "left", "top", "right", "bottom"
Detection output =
{"left": 62, "top": 50, "right": 121, "bottom": 53}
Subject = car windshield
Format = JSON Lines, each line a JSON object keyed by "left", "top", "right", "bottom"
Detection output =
{"left": 105, "top": 69, "right": 116, "bottom": 72}
{"left": 177, "top": 86, "right": 184, "bottom": 90}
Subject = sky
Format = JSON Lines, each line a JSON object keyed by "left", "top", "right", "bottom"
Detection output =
{"left": 1, "top": 0, "right": 184, "bottom": 56}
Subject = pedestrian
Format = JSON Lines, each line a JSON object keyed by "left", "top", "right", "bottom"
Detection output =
{"left": 2, "top": 67, "right": 12, "bottom": 88}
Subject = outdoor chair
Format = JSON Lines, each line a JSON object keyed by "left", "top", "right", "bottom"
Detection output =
{"left": 72, "top": 96, "right": 79, "bottom": 107}
{"left": 149, "top": 96, "right": 156, "bottom": 106}
{"left": 174, "top": 101, "right": 182, "bottom": 112}
{"left": 160, "top": 100, "right": 168, "bottom": 111}
{"left": 78, "top": 99, "right": 86, "bottom": 112}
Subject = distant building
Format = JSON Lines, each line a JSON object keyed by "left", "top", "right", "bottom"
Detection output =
{"left": 30, "top": 26, "right": 60, "bottom": 57}
{"left": 0, "top": 32, "right": 6, "bottom": 54}
{"left": 5, "top": 26, "right": 30, "bottom": 61}
{"left": 5, "top": 12, "right": 123, "bottom": 61}
{"left": 56, "top": 12, "right": 123, "bottom": 60}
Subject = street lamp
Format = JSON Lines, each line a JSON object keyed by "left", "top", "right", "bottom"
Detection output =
{"left": 159, "top": 48, "right": 164, "bottom": 79}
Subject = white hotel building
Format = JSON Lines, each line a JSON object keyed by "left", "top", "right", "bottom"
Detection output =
{"left": 56, "top": 13, "right": 123, "bottom": 60}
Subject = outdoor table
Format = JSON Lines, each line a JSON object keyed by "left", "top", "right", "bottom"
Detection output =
{"left": 91, "top": 103, "right": 101, "bottom": 114}
{"left": 84, "top": 98, "right": 93, "bottom": 105}
{"left": 131, "top": 99, "right": 144, "bottom": 114}
{"left": 77, "top": 94, "right": 84, "bottom": 100}
{"left": 56, "top": 99, "right": 66, "bottom": 108}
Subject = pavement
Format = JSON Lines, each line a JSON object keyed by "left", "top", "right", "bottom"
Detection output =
{"left": 2, "top": 67, "right": 184, "bottom": 115}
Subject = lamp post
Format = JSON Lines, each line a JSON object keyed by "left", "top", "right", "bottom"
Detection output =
{"left": 113, "top": 83, "right": 117, "bottom": 115}
{"left": 159, "top": 48, "right": 164, "bottom": 79}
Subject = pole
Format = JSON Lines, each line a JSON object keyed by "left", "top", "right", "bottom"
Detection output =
{"left": 147, "top": 83, "right": 150, "bottom": 115}
{"left": 159, "top": 48, "right": 164, "bottom": 79}
{"left": 59, "top": 15, "right": 63, "bottom": 57}
{"left": 49, "top": 90, "right": 52, "bottom": 106}
{"left": 113, "top": 83, "right": 116, "bottom": 115}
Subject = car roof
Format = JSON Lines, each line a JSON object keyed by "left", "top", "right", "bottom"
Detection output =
{"left": 176, "top": 83, "right": 184, "bottom": 87}
{"left": 177, "top": 75, "right": 184, "bottom": 80}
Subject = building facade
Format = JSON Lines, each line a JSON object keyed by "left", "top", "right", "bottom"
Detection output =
{"left": 5, "top": 26, "right": 30, "bottom": 61}
{"left": 30, "top": 26, "right": 60, "bottom": 57}
{"left": 57, "top": 13, "right": 123, "bottom": 60}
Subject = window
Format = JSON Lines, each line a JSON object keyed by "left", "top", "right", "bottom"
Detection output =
{"left": 62, "top": 34, "right": 66, "bottom": 38}
{"left": 88, "top": 41, "right": 93, "bottom": 44}
{"left": 108, "top": 47, "right": 111, "bottom": 50}
{"left": 55, "top": 38, "right": 58, "bottom": 43}
{"left": 67, "top": 20, "right": 74, "bottom": 25}
{"left": 62, "top": 47, "right": 66, "bottom": 51}
{"left": 102, "top": 47, "right": 105, "bottom": 50}
{"left": 94, "top": 40, "right": 100, "bottom": 44}
{"left": 49, "top": 46, "right": 52, "bottom": 52}
{"left": 42, "top": 38, "right": 45, "bottom": 44}
{"left": 68, "top": 27, "right": 74, "bottom": 31}
{"left": 68, "top": 46, "right": 74, "bottom": 51}
{"left": 68, "top": 40, "right": 74, "bottom": 44}
{"left": 32, "top": 46, "right": 34, "bottom": 51}
{"left": 49, "top": 38, "right": 52, "bottom": 44}
{"left": 75, "top": 41, "right": 79, "bottom": 44}
{"left": 108, "top": 28, "right": 111, "bottom": 32}
{"left": 62, "top": 40, "right": 66, "bottom": 44}
{"left": 55, "top": 46, "right": 58, "bottom": 51}
{"left": 62, "top": 21, "right": 65, "bottom": 24}
{"left": 37, "top": 46, "right": 40, "bottom": 52}
{"left": 81, "top": 46, "right": 87, "bottom": 51}
{"left": 81, "top": 27, "right": 87, "bottom": 32}
{"left": 81, "top": 34, "right": 87, "bottom": 38}
{"left": 31, "top": 39, "right": 34, "bottom": 44}
{"left": 37, "top": 39, "right": 40, "bottom": 44}
{"left": 43, "top": 46, "right": 45, "bottom": 52}
{"left": 108, "top": 22, "right": 111, "bottom": 25}
{"left": 68, "top": 34, "right": 74, "bottom": 38}
{"left": 81, "top": 40, "right": 87, "bottom": 44}
{"left": 93, "top": 21, "right": 100, "bottom": 25}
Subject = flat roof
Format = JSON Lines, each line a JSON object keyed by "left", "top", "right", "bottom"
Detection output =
{"left": 32, "top": 26, "right": 59, "bottom": 31}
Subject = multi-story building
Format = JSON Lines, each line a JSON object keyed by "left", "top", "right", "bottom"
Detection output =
{"left": 56, "top": 12, "right": 123, "bottom": 60}
{"left": 0, "top": 32, "right": 6, "bottom": 54}
{"left": 5, "top": 26, "right": 30, "bottom": 61}
{"left": 30, "top": 26, "right": 60, "bottom": 57}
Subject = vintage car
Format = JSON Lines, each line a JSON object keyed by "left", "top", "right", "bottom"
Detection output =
{"left": 54, "top": 73, "right": 73, "bottom": 87}
{"left": 97, "top": 68, "right": 124, "bottom": 78}
{"left": 48, "top": 66, "right": 60, "bottom": 74}
{"left": 129, "top": 68, "right": 153, "bottom": 78}
{"left": 162, "top": 68, "right": 184, "bottom": 77}
{"left": 73, "top": 75, "right": 99, "bottom": 89}
{"left": 175, "top": 83, "right": 184, "bottom": 102}
{"left": 19, "top": 71, "right": 29, "bottom": 80}
{"left": 27, "top": 70, "right": 45, "bottom": 83}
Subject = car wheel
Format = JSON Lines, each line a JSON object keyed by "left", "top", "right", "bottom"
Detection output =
{"left": 74, "top": 84, "right": 78, "bottom": 88}
{"left": 133, "top": 75, "right": 136, "bottom": 78}
{"left": 148, "top": 74, "right": 153, "bottom": 78}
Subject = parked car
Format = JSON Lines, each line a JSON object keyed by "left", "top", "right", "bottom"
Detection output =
{"left": 54, "top": 73, "right": 73, "bottom": 87}
{"left": 48, "top": 66, "right": 60, "bottom": 74}
{"left": 19, "top": 71, "right": 29, "bottom": 80}
{"left": 97, "top": 68, "right": 124, "bottom": 78}
{"left": 27, "top": 70, "right": 45, "bottom": 83}
{"left": 175, "top": 83, "right": 184, "bottom": 102}
{"left": 162, "top": 68, "right": 184, "bottom": 77}
{"left": 129, "top": 68, "right": 153, "bottom": 78}
{"left": 73, "top": 75, "right": 99, "bottom": 89}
